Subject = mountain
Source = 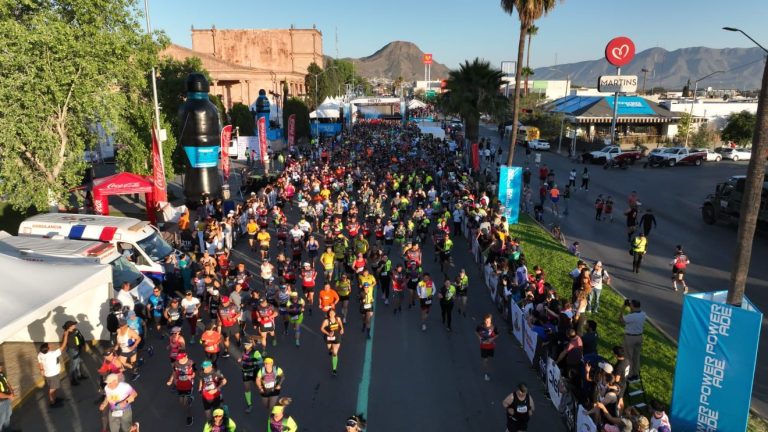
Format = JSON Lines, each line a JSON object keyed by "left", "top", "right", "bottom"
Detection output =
{"left": 349, "top": 41, "right": 451, "bottom": 82}
{"left": 533, "top": 47, "right": 766, "bottom": 90}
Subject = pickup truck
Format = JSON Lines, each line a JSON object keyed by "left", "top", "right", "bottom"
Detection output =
{"left": 646, "top": 147, "right": 706, "bottom": 167}
{"left": 582, "top": 146, "right": 643, "bottom": 164}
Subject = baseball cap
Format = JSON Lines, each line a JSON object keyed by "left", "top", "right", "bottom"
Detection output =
{"left": 105, "top": 373, "right": 120, "bottom": 384}
{"left": 264, "top": 357, "right": 274, "bottom": 365}
{"left": 271, "top": 405, "right": 285, "bottom": 415}
{"left": 598, "top": 362, "right": 614, "bottom": 374}
{"left": 290, "top": 291, "right": 298, "bottom": 297}
{"left": 222, "top": 295, "right": 230, "bottom": 303}
{"left": 201, "top": 360, "right": 212, "bottom": 368}
{"left": 212, "top": 408, "right": 225, "bottom": 417}
{"left": 176, "top": 352, "right": 187, "bottom": 360}
{"left": 62, "top": 320, "right": 77, "bottom": 330}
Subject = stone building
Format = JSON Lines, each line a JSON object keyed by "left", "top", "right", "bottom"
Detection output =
{"left": 162, "top": 26, "right": 323, "bottom": 109}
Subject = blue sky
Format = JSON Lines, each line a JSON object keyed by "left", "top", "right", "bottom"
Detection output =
{"left": 148, "top": 0, "right": 767, "bottom": 70}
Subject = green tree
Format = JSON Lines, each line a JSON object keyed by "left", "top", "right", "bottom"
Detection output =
{"left": 721, "top": 110, "right": 756, "bottom": 146}
{"left": 442, "top": 59, "right": 508, "bottom": 141}
{"left": 676, "top": 112, "right": 692, "bottom": 143}
{"left": 283, "top": 98, "right": 311, "bottom": 141}
{"left": 229, "top": 103, "right": 255, "bottom": 136}
{"left": 525, "top": 24, "right": 538, "bottom": 95}
{"left": 691, "top": 122, "right": 720, "bottom": 149}
{"left": 0, "top": 0, "right": 160, "bottom": 211}
{"left": 501, "top": 0, "right": 562, "bottom": 166}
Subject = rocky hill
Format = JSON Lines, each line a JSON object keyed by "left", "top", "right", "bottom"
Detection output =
{"left": 349, "top": 41, "right": 451, "bottom": 81}
{"left": 533, "top": 46, "right": 766, "bottom": 90}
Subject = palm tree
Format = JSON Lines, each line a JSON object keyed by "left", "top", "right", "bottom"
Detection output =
{"left": 501, "top": 0, "right": 561, "bottom": 166}
{"left": 442, "top": 58, "right": 508, "bottom": 142}
{"left": 524, "top": 25, "right": 538, "bottom": 95}
{"left": 521, "top": 66, "right": 535, "bottom": 93}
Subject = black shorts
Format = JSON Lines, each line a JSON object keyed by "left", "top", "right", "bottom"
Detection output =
{"left": 202, "top": 395, "right": 222, "bottom": 410}
{"left": 325, "top": 336, "right": 341, "bottom": 345}
{"left": 481, "top": 348, "right": 495, "bottom": 358}
{"left": 221, "top": 325, "right": 239, "bottom": 339}
{"left": 339, "top": 294, "right": 350, "bottom": 302}
{"left": 506, "top": 415, "right": 529, "bottom": 432}
{"left": 260, "top": 244, "right": 270, "bottom": 251}
{"left": 673, "top": 267, "right": 685, "bottom": 275}
{"left": 248, "top": 233, "right": 257, "bottom": 240}
{"left": 420, "top": 299, "right": 433, "bottom": 310}
{"left": 176, "top": 387, "right": 193, "bottom": 396}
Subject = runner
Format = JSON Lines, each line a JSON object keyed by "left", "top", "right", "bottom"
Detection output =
{"left": 476, "top": 313, "right": 499, "bottom": 381}
{"left": 438, "top": 279, "right": 456, "bottom": 331}
{"left": 166, "top": 326, "right": 186, "bottom": 365}
{"left": 321, "top": 309, "right": 345, "bottom": 376}
{"left": 165, "top": 351, "right": 195, "bottom": 426}
{"left": 203, "top": 408, "right": 236, "bottom": 432}
{"left": 163, "top": 298, "right": 183, "bottom": 334}
{"left": 237, "top": 340, "right": 264, "bottom": 414}
{"left": 318, "top": 283, "right": 340, "bottom": 314}
{"left": 335, "top": 274, "right": 352, "bottom": 323}
{"left": 359, "top": 282, "right": 374, "bottom": 339}
{"left": 375, "top": 252, "right": 392, "bottom": 305}
{"left": 100, "top": 374, "right": 138, "bottom": 432}
{"left": 320, "top": 246, "right": 335, "bottom": 281}
{"left": 267, "top": 397, "right": 298, "bottom": 432}
{"left": 306, "top": 234, "right": 320, "bottom": 264}
{"left": 276, "top": 283, "right": 292, "bottom": 336}
{"left": 180, "top": 291, "right": 201, "bottom": 344}
{"left": 255, "top": 298, "right": 279, "bottom": 349}
{"left": 145, "top": 287, "right": 166, "bottom": 339}
{"left": 200, "top": 322, "right": 222, "bottom": 366}
{"left": 455, "top": 269, "right": 469, "bottom": 317}
{"left": 390, "top": 263, "right": 406, "bottom": 314}
{"left": 256, "top": 358, "right": 284, "bottom": 414}
{"left": 416, "top": 273, "right": 435, "bottom": 331}
{"left": 503, "top": 383, "right": 535, "bottom": 432}
{"left": 257, "top": 227, "right": 271, "bottom": 260}
{"left": 285, "top": 292, "right": 306, "bottom": 346}
{"left": 217, "top": 296, "right": 241, "bottom": 357}
{"left": 115, "top": 319, "right": 142, "bottom": 381}
{"left": 198, "top": 360, "right": 227, "bottom": 421}
{"left": 671, "top": 245, "right": 690, "bottom": 293}
{"left": 300, "top": 262, "right": 318, "bottom": 315}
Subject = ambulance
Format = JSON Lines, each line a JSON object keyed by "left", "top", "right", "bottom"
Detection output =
{"left": 0, "top": 231, "right": 155, "bottom": 302}
{"left": 18, "top": 213, "right": 176, "bottom": 284}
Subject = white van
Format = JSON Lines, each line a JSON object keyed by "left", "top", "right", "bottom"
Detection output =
{"left": 18, "top": 213, "right": 176, "bottom": 284}
{"left": 0, "top": 231, "right": 155, "bottom": 302}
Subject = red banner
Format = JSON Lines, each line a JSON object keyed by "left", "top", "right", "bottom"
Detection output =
{"left": 288, "top": 114, "right": 296, "bottom": 147}
{"left": 471, "top": 143, "right": 480, "bottom": 172}
{"left": 257, "top": 116, "right": 268, "bottom": 163}
{"left": 151, "top": 127, "right": 167, "bottom": 202}
{"left": 220, "top": 124, "right": 232, "bottom": 180}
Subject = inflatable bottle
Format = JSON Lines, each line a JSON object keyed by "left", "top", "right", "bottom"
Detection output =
{"left": 178, "top": 73, "right": 222, "bottom": 205}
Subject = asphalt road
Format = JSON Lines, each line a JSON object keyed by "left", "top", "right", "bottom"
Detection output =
{"left": 11, "top": 160, "right": 566, "bottom": 431}
{"left": 480, "top": 124, "right": 768, "bottom": 417}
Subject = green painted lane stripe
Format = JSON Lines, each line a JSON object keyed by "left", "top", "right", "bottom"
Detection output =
{"left": 356, "top": 299, "right": 376, "bottom": 418}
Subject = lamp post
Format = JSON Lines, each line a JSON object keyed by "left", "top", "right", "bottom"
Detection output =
{"left": 641, "top": 68, "right": 650, "bottom": 95}
{"left": 547, "top": 68, "right": 571, "bottom": 154}
{"left": 684, "top": 70, "right": 725, "bottom": 147}
{"left": 722, "top": 26, "right": 768, "bottom": 306}
{"left": 308, "top": 66, "right": 338, "bottom": 138}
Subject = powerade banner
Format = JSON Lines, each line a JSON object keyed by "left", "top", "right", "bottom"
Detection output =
{"left": 220, "top": 125, "right": 232, "bottom": 181}
{"left": 311, "top": 123, "right": 342, "bottom": 137}
{"left": 604, "top": 96, "right": 656, "bottom": 115}
{"left": 257, "top": 117, "right": 268, "bottom": 163}
{"left": 670, "top": 291, "right": 762, "bottom": 432}
{"left": 183, "top": 145, "right": 219, "bottom": 168}
{"left": 498, "top": 166, "right": 522, "bottom": 224}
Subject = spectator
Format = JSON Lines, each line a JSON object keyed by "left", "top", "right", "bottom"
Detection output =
{"left": 0, "top": 363, "right": 18, "bottom": 431}
{"left": 650, "top": 400, "right": 672, "bottom": 432}
{"left": 582, "top": 320, "right": 599, "bottom": 358}
{"left": 612, "top": 346, "right": 631, "bottom": 399}
{"left": 37, "top": 343, "right": 63, "bottom": 407}
{"left": 556, "top": 328, "right": 583, "bottom": 377}
{"left": 619, "top": 300, "right": 646, "bottom": 381}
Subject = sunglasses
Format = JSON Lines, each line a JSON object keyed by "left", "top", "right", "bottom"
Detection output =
{"left": 346, "top": 419, "right": 359, "bottom": 427}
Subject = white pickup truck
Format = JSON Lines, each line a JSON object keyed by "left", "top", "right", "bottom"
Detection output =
{"left": 646, "top": 147, "right": 706, "bottom": 167}
{"left": 583, "top": 146, "right": 643, "bottom": 164}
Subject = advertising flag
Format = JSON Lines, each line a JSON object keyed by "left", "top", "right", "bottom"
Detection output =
{"left": 257, "top": 116, "right": 268, "bottom": 163}
{"left": 498, "top": 166, "right": 522, "bottom": 224}
{"left": 150, "top": 127, "right": 167, "bottom": 202}
{"left": 288, "top": 114, "right": 296, "bottom": 147}
{"left": 220, "top": 125, "right": 232, "bottom": 180}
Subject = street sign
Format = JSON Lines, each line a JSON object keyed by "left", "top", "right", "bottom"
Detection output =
{"left": 423, "top": 53, "right": 433, "bottom": 65}
{"left": 605, "top": 37, "right": 636, "bottom": 67}
{"left": 425, "top": 90, "right": 437, "bottom": 99}
{"left": 501, "top": 61, "right": 516, "bottom": 76}
{"left": 598, "top": 75, "right": 639, "bottom": 93}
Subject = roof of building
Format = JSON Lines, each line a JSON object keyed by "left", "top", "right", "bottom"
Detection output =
{"left": 545, "top": 96, "right": 683, "bottom": 123}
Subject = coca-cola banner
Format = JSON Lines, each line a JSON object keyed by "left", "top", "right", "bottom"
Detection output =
{"left": 257, "top": 116, "right": 268, "bottom": 162}
{"left": 220, "top": 124, "right": 232, "bottom": 180}
{"left": 151, "top": 127, "right": 168, "bottom": 202}
{"left": 288, "top": 114, "right": 296, "bottom": 147}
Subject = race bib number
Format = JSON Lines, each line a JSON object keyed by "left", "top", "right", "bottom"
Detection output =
{"left": 424, "top": 299, "right": 432, "bottom": 305}
{"left": 516, "top": 405, "right": 528, "bottom": 414}
{"left": 327, "top": 335, "right": 336, "bottom": 341}
{"left": 380, "top": 272, "right": 387, "bottom": 276}
{"left": 363, "top": 303, "right": 372, "bottom": 310}
{"left": 264, "top": 380, "right": 275, "bottom": 390}
{"left": 262, "top": 322, "right": 273, "bottom": 329}
{"left": 111, "top": 409, "right": 124, "bottom": 418}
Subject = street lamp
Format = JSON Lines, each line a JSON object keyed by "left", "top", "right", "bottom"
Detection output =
{"left": 547, "top": 68, "right": 571, "bottom": 154}
{"left": 684, "top": 70, "right": 725, "bottom": 147}
{"left": 722, "top": 26, "right": 768, "bottom": 306}
{"left": 308, "top": 66, "right": 338, "bottom": 138}
{"left": 640, "top": 68, "right": 651, "bottom": 95}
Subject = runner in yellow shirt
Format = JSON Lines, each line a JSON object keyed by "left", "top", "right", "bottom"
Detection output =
{"left": 320, "top": 246, "right": 335, "bottom": 281}
{"left": 256, "top": 230, "right": 271, "bottom": 260}
{"left": 246, "top": 218, "right": 259, "bottom": 252}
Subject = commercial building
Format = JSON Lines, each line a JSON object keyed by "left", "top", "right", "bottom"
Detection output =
{"left": 162, "top": 26, "right": 324, "bottom": 109}
{"left": 659, "top": 98, "right": 758, "bottom": 129}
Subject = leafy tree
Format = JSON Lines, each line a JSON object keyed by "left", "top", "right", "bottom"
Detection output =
{"left": 501, "top": 0, "right": 562, "bottom": 165}
{"left": 691, "top": 123, "right": 721, "bottom": 149}
{"left": 0, "top": 0, "right": 160, "bottom": 211}
{"left": 721, "top": 110, "right": 756, "bottom": 146}
{"left": 305, "top": 62, "right": 323, "bottom": 109}
{"left": 283, "top": 98, "right": 311, "bottom": 141}
{"left": 229, "top": 103, "right": 255, "bottom": 136}
{"left": 442, "top": 58, "right": 508, "bottom": 141}
{"left": 676, "top": 112, "right": 692, "bottom": 143}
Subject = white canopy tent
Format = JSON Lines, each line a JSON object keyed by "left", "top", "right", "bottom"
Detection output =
{"left": 310, "top": 97, "right": 342, "bottom": 119}
{"left": 408, "top": 99, "right": 427, "bottom": 110}
{"left": 0, "top": 254, "right": 112, "bottom": 343}
{"left": 417, "top": 123, "right": 446, "bottom": 139}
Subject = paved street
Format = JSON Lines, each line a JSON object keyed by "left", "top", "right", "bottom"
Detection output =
{"left": 480, "top": 124, "right": 768, "bottom": 416}
{"left": 11, "top": 160, "right": 565, "bottom": 431}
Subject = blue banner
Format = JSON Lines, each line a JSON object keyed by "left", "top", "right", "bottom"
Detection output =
{"left": 311, "top": 122, "right": 342, "bottom": 137}
{"left": 183, "top": 145, "right": 219, "bottom": 168}
{"left": 267, "top": 128, "right": 283, "bottom": 141}
{"left": 670, "top": 291, "right": 762, "bottom": 432}
{"left": 497, "top": 166, "right": 521, "bottom": 224}
{"left": 604, "top": 96, "right": 656, "bottom": 115}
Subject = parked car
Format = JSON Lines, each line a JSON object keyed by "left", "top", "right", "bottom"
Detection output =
{"left": 645, "top": 147, "right": 706, "bottom": 167}
{"left": 647, "top": 147, "right": 667, "bottom": 158}
{"left": 720, "top": 147, "right": 752, "bottom": 161}
{"left": 583, "top": 146, "right": 642, "bottom": 164}
{"left": 695, "top": 148, "right": 722, "bottom": 162}
{"left": 528, "top": 140, "right": 550, "bottom": 151}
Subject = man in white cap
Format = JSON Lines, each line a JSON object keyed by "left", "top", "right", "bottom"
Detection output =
{"left": 100, "top": 373, "right": 138, "bottom": 432}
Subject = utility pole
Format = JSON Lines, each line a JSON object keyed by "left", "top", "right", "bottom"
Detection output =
{"left": 641, "top": 68, "right": 649, "bottom": 95}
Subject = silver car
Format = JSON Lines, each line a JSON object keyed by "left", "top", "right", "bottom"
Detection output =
{"left": 720, "top": 147, "right": 752, "bottom": 161}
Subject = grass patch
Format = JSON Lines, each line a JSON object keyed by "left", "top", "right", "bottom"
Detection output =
{"left": 509, "top": 214, "right": 677, "bottom": 406}
{"left": 509, "top": 214, "right": 768, "bottom": 431}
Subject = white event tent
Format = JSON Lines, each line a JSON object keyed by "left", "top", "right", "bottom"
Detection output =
{"left": 310, "top": 97, "right": 342, "bottom": 119}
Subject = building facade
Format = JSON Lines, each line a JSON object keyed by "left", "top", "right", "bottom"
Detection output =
{"left": 162, "top": 27, "right": 323, "bottom": 110}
